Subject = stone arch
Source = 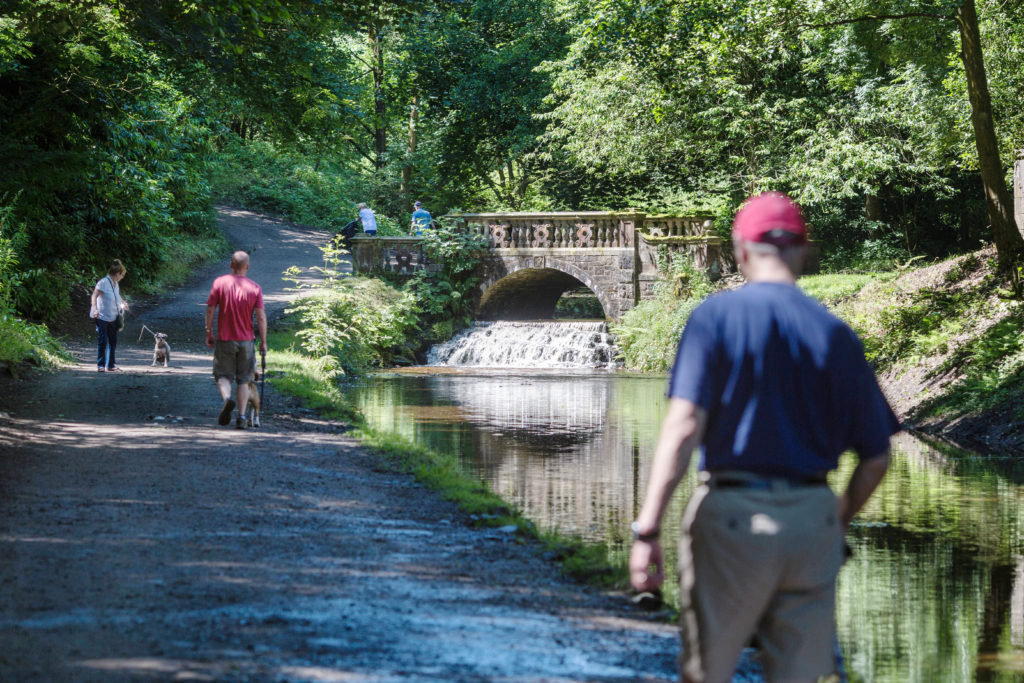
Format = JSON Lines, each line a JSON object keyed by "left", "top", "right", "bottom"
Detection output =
{"left": 477, "top": 258, "right": 612, "bottom": 320}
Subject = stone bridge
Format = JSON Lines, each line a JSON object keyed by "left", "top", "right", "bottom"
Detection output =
{"left": 350, "top": 212, "right": 723, "bottom": 321}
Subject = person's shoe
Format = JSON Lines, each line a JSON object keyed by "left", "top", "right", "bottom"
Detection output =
{"left": 235, "top": 416, "right": 246, "bottom": 430}
{"left": 106, "top": 366, "right": 120, "bottom": 372}
{"left": 218, "top": 399, "right": 236, "bottom": 426}
{"left": 96, "top": 366, "right": 105, "bottom": 372}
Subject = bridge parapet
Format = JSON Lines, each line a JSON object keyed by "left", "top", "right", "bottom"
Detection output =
{"left": 349, "top": 235, "right": 425, "bottom": 275}
{"left": 452, "top": 212, "right": 643, "bottom": 249}
{"left": 349, "top": 212, "right": 724, "bottom": 320}
{"left": 642, "top": 215, "right": 715, "bottom": 238}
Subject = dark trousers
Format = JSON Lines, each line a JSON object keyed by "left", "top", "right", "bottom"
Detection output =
{"left": 96, "top": 319, "right": 118, "bottom": 369}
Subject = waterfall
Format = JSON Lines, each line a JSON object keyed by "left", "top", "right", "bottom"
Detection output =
{"left": 427, "top": 321, "right": 619, "bottom": 369}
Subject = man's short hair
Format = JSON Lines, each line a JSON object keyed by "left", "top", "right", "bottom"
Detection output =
{"left": 230, "top": 251, "right": 249, "bottom": 271}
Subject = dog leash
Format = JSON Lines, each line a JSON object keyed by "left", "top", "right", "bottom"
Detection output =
{"left": 259, "top": 350, "right": 266, "bottom": 409}
{"left": 138, "top": 324, "right": 160, "bottom": 343}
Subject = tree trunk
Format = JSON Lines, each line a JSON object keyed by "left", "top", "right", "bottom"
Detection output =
{"left": 371, "top": 29, "right": 386, "bottom": 169}
{"left": 400, "top": 97, "right": 417, "bottom": 213}
{"left": 956, "top": 0, "right": 1024, "bottom": 269}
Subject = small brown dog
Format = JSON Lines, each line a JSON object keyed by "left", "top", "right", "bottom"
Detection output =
{"left": 151, "top": 332, "right": 170, "bottom": 367}
{"left": 245, "top": 371, "right": 261, "bottom": 428}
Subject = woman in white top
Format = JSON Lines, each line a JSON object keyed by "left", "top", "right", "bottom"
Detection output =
{"left": 357, "top": 202, "right": 377, "bottom": 235}
{"left": 89, "top": 259, "right": 127, "bottom": 372}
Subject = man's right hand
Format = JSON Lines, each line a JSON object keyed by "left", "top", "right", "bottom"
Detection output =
{"left": 629, "top": 539, "right": 665, "bottom": 592}
{"left": 206, "top": 331, "right": 215, "bottom": 348}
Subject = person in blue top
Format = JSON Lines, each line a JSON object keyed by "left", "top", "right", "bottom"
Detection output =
{"left": 628, "top": 192, "right": 900, "bottom": 683}
{"left": 410, "top": 200, "right": 432, "bottom": 236}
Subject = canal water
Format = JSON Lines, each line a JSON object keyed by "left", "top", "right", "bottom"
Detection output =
{"left": 350, "top": 368, "right": 1024, "bottom": 682}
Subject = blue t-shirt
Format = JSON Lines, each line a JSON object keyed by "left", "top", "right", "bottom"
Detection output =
{"left": 669, "top": 282, "right": 899, "bottom": 478}
{"left": 412, "top": 209, "right": 432, "bottom": 234}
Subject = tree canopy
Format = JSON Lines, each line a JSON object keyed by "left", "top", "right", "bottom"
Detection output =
{"left": 2, "top": 0, "right": 1024, "bottom": 320}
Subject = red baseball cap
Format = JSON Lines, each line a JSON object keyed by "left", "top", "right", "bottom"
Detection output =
{"left": 732, "top": 192, "right": 808, "bottom": 246}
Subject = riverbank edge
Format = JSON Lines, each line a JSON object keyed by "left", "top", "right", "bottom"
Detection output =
{"left": 265, "top": 326, "right": 669, "bottom": 615}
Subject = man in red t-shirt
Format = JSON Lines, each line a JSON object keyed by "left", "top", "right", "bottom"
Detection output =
{"left": 205, "top": 251, "right": 268, "bottom": 428}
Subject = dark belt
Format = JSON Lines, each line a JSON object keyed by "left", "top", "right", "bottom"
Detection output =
{"left": 707, "top": 473, "right": 829, "bottom": 490}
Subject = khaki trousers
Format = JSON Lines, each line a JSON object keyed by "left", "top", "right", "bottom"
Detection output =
{"left": 678, "top": 480, "right": 843, "bottom": 683}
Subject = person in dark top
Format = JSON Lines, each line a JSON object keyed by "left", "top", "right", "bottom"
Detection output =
{"left": 410, "top": 200, "right": 432, "bottom": 236}
{"left": 629, "top": 192, "right": 900, "bottom": 683}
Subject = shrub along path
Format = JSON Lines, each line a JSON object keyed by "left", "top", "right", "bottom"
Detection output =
{"left": 0, "top": 208, "right": 678, "bottom": 682}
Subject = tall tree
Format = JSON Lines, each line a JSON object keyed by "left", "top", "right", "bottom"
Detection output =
{"left": 954, "top": 0, "right": 1023, "bottom": 267}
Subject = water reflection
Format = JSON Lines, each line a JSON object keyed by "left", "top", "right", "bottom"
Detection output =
{"left": 350, "top": 371, "right": 1024, "bottom": 682}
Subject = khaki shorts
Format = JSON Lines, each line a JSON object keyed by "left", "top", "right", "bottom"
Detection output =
{"left": 678, "top": 479, "right": 843, "bottom": 683}
{"left": 212, "top": 340, "right": 256, "bottom": 384}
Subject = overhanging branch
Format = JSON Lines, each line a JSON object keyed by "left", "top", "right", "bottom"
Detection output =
{"left": 799, "top": 12, "right": 951, "bottom": 30}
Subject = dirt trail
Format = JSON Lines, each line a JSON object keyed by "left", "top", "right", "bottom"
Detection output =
{"left": 0, "top": 208, "right": 677, "bottom": 682}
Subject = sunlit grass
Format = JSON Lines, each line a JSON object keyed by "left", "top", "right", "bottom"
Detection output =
{"left": 0, "top": 311, "right": 72, "bottom": 372}
{"left": 799, "top": 271, "right": 895, "bottom": 306}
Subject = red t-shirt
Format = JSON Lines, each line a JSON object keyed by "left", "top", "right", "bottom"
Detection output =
{"left": 206, "top": 274, "right": 264, "bottom": 341}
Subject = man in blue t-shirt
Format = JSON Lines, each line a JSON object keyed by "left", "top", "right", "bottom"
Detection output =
{"left": 410, "top": 200, "right": 432, "bottom": 236}
{"left": 629, "top": 192, "right": 899, "bottom": 683}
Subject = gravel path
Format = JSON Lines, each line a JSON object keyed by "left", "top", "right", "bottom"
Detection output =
{"left": 0, "top": 208, "right": 678, "bottom": 682}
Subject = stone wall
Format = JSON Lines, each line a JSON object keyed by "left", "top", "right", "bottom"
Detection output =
{"left": 477, "top": 249, "right": 637, "bottom": 320}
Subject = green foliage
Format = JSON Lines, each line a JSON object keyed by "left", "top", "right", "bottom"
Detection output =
{"left": 211, "top": 138, "right": 361, "bottom": 231}
{"left": 211, "top": 137, "right": 411, "bottom": 237}
{"left": 283, "top": 223, "right": 490, "bottom": 374}
{"left": 284, "top": 244, "right": 420, "bottom": 375}
{"left": 0, "top": 199, "right": 68, "bottom": 369}
{"left": 1, "top": 0, "right": 216, "bottom": 321}
{"left": 264, "top": 328, "right": 364, "bottom": 425}
{"left": 405, "top": 222, "right": 491, "bottom": 337}
{"left": 553, "top": 290, "right": 604, "bottom": 319}
{"left": 917, "top": 312, "right": 1024, "bottom": 422}
{"left": 855, "top": 283, "right": 985, "bottom": 368}
{"left": 0, "top": 311, "right": 71, "bottom": 370}
{"left": 536, "top": 0, "right": 1019, "bottom": 265}
{"left": 403, "top": 0, "right": 571, "bottom": 210}
{"left": 611, "top": 253, "right": 717, "bottom": 373}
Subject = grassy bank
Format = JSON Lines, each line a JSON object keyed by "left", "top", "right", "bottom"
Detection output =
{"left": 265, "top": 324, "right": 628, "bottom": 590}
{"left": 826, "top": 250, "right": 1024, "bottom": 439}
{"left": 614, "top": 248, "right": 1024, "bottom": 448}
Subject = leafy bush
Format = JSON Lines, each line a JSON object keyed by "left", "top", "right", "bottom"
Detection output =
{"left": 0, "top": 201, "right": 67, "bottom": 368}
{"left": 284, "top": 244, "right": 420, "bottom": 375}
{"left": 612, "top": 253, "right": 717, "bottom": 373}
{"left": 405, "top": 222, "right": 491, "bottom": 339}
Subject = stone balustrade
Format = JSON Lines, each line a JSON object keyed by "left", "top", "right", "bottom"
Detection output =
{"left": 348, "top": 211, "right": 724, "bottom": 319}
{"left": 452, "top": 212, "right": 643, "bottom": 249}
{"left": 641, "top": 215, "right": 715, "bottom": 238}
{"left": 349, "top": 235, "right": 425, "bottom": 275}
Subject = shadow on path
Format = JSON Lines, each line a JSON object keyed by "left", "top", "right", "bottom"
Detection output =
{"left": 0, "top": 209, "right": 677, "bottom": 682}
